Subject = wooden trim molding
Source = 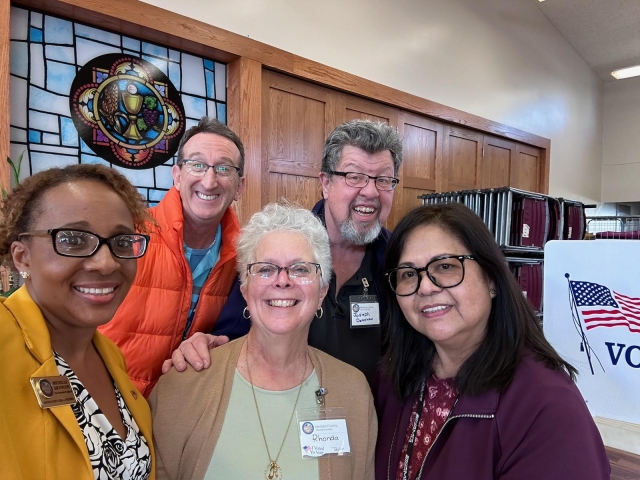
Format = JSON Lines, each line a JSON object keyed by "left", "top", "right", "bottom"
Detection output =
{"left": 0, "top": 0, "right": 11, "bottom": 191}
{"left": 227, "top": 57, "right": 262, "bottom": 225}
{"left": 4, "top": 0, "right": 551, "bottom": 195}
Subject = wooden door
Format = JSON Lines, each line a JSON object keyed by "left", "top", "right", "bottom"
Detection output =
{"left": 481, "top": 135, "right": 515, "bottom": 188}
{"left": 262, "top": 71, "right": 339, "bottom": 210}
{"left": 396, "top": 112, "right": 444, "bottom": 225}
{"left": 443, "top": 126, "right": 483, "bottom": 191}
{"left": 511, "top": 143, "right": 542, "bottom": 192}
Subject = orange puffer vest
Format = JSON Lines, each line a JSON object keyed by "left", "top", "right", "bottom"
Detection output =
{"left": 100, "top": 187, "right": 240, "bottom": 397}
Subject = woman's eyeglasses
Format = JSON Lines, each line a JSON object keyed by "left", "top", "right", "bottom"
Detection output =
{"left": 18, "top": 229, "right": 150, "bottom": 259}
{"left": 385, "top": 255, "right": 476, "bottom": 296}
{"left": 247, "top": 262, "right": 321, "bottom": 285}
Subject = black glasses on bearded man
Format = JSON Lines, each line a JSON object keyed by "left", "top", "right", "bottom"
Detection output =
{"left": 386, "top": 255, "right": 477, "bottom": 296}
{"left": 247, "top": 262, "right": 321, "bottom": 285}
{"left": 328, "top": 170, "right": 399, "bottom": 191}
{"left": 182, "top": 160, "right": 241, "bottom": 178}
{"left": 18, "top": 229, "right": 150, "bottom": 259}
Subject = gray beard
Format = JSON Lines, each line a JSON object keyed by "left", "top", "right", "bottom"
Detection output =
{"left": 339, "top": 217, "right": 382, "bottom": 246}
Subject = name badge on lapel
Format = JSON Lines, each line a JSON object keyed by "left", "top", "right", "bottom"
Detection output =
{"left": 30, "top": 376, "right": 77, "bottom": 409}
{"left": 350, "top": 278, "right": 380, "bottom": 328}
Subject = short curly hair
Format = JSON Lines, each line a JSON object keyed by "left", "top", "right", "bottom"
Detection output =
{"left": 0, "top": 164, "right": 151, "bottom": 268}
{"left": 321, "top": 120, "right": 403, "bottom": 176}
{"left": 237, "top": 201, "right": 332, "bottom": 287}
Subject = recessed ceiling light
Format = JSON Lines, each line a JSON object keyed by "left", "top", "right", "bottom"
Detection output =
{"left": 538, "top": 0, "right": 545, "bottom": 2}
{"left": 611, "top": 65, "right": 640, "bottom": 80}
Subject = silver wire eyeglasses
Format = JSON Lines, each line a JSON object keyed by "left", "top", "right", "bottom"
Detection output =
{"left": 328, "top": 170, "right": 399, "bottom": 191}
{"left": 385, "top": 255, "right": 477, "bottom": 296}
{"left": 18, "top": 229, "right": 150, "bottom": 259}
{"left": 182, "top": 160, "right": 241, "bottom": 178}
{"left": 247, "top": 262, "right": 321, "bottom": 285}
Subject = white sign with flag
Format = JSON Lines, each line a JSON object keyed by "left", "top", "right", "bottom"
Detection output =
{"left": 544, "top": 240, "right": 640, "bottom": 424}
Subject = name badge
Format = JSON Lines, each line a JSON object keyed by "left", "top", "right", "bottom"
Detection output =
{"left": 30, "top": 376, "right": 77, "bottom": 409}
{"left": 349, "top": 295, "right": 380, "bottom": 328}
{"left": 297, "top": 408, "right": 351, "bottom": 458}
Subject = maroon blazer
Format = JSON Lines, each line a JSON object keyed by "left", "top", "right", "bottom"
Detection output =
{"left": 375, "top": 352, "right": 610, "bottom": 480}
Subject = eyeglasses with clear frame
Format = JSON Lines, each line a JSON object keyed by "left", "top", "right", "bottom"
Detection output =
{"left": 18, "top": 229, "right": 150, "bottom": 259}
{"left": 328, "top": 170, "right": 399, "bottom": 191}
{"left": 247, "top": 262, "right": 321, "bottom": 285}
{"left": 182, "top": 160, "right": 241, "bottom": 178}
{"left": 385, "top": 255, "right": 477, "bottom": 296}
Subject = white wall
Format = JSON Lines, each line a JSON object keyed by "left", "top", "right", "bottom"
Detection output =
{"left": 144, "top": 0, "right": 604, "bottom": 203}
{"left": 602, "top": 76, "right": 640, "bottom": 203}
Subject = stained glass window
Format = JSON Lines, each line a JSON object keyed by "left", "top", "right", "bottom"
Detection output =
{"left": 9, "top": 7, "right": 227, "bottom": 206}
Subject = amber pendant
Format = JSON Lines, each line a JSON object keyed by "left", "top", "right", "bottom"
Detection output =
{"left": 265, "top": 461, "right": 282, "bottom": 480}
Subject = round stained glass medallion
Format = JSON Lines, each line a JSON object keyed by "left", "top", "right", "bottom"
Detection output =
{"left": 70, "top": 54, "right": 185, "bottom": 169}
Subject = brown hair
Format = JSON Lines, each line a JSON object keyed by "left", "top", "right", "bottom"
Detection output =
{"left": 176, "top": 117, "right": 245, "bottom": 176}
{"left": 0, "top": 164, "right": 152, "bottom": 267}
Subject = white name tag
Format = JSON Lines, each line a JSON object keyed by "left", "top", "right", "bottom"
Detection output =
{"left": 299, "top": 419, "right": 351, "bottom": 457}
{"left": 349, "top": 295, "right": 380, "bottom": 328}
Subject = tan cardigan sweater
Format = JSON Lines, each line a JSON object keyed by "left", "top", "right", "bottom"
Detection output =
{"left": 149, "top": 336, "right": 377, "bottom": 480}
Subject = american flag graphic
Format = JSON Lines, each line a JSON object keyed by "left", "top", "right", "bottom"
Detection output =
{"left": 569, "top": 280, "right": 640, "bottom": 334}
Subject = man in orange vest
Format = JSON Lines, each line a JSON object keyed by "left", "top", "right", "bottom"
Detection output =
{"left": 101, "top": 117, "right": 245, "bottom": 397}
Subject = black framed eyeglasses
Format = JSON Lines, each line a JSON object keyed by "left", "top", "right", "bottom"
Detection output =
{"left": 18, "top": 229, "right": 150, "bottom": 259}
{"left": 182, "top": 160, "right": 241, "bottom": 178}
{"left": 247, "top": 262, "right": 321, "bottom": 285}
{"left": 385, "top": 255, "right": 476, "bottom": 296}
{"left": 328, "top": 170, "right": 399, "bottom": 191}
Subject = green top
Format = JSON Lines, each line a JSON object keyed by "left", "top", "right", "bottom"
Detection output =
{"left": 206, "top": 368, "right": 321, "bottom": 480}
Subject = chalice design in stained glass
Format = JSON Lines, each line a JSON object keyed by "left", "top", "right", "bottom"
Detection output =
{"left": 70, "top": 54, "right": 185, "bottom": 169}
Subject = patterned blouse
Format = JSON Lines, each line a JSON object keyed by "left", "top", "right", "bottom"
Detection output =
{"left": 54, "top": 352, "right": 151, "bottom": 480}
{"left": 396, "top": 375, "right": 458, "bottom": 480}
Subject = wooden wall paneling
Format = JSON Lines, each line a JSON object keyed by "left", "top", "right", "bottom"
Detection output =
{"left": 0, "top": 1, "right": 11, "bottom": 193}
{"left": 539, "top": 145, "right": 550, "bottom": 195}
{"left": 511, "top": 143, "right": 542, "bottom": 193}
{"left": 290, "top": 57, "right": 551, "bottom": 151}
{"left": 481, "top": 135, "right": 516, "bottom": 189}
{"left": 396, "top": 112, "right": 443, "bottom": 226}
{"left": 262, "top": 71, "right": 336, "bottom": 211}
{"left": 227, "top": 57, "right": 262, "bottom": 226}
{"left": 342, "top": 94, "right": 398, "bottom": 125}
{"left": 443, "top": 126, "right": 483, "bottom": 191}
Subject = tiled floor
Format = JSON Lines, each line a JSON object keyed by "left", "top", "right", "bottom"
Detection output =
{"left": 608, "top": 447, "right": 640, "bottom": 480}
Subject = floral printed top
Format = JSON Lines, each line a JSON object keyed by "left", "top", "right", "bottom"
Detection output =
{"left": 54, "top": 352, "right": 151, "bottom": 480}
{"left": 396, "top": 375, "right": 458, "bottom": 480}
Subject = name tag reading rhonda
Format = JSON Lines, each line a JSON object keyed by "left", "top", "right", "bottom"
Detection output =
{"left": 30, "top": 376, "right": 77, "bottom": 409}
{"left": 299, "top": 419, "right": 351, "bottom": 458}
{"left": 349, "top": 295, "right": 380, "bottom": 328}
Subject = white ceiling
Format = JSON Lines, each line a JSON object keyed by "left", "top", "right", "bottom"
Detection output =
{"left": 537, "top": 0, "right": 640, "bottom": 83}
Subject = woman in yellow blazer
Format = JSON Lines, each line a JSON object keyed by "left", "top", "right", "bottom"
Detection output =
{"left": 0, "top": 164, "right": 155, "bottom": 480}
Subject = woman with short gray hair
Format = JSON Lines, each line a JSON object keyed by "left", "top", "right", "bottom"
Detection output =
{"left": 150, "top": 202, "right": 376, "bottom": 480}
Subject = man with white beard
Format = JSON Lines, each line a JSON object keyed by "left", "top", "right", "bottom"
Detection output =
{"left": 165, "top": 120, "right": 403, "bottom": 385}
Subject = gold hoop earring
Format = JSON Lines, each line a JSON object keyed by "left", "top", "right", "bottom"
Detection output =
{"left": 242, "top": 307, "right": 251, "bottom": 319}
{"left": 315, "top": 307, "right": 323, "bottom": 319}
{"left": 20, "top": 271, "right": 30, "bottom": 279}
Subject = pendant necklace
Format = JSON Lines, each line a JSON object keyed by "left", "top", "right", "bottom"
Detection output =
{"left": 246, "top": 339, "right": 308, "bottom": 480}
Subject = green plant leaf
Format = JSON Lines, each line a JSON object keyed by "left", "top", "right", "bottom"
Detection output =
{"left": 6, "top": 151, "right": 24, "bottom": 188}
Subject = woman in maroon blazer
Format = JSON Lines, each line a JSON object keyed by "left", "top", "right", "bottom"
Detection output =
{"left": 375, "top": 203, "right": 610, "bottom": 480}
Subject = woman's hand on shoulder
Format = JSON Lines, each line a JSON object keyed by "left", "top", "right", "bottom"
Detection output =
{"left": 161, "top": 333, "right": 229, "bottom": 374}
